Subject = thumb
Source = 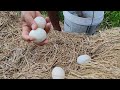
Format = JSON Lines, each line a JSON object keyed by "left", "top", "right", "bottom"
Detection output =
{"left": 45, "top": 22, "right": 51, "bottom": 33}
{"left": 31, "top": 21, "right": 38, "bottom": 30}
{"left": 25, "top": 15, "right": 38, "bottom": 30}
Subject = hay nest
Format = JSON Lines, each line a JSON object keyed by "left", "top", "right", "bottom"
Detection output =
{"left": 0, "top": 11, "right": 120, "bottom": 79}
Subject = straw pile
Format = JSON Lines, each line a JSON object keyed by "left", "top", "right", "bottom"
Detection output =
{"left": 0, "top": 11, "right": 120, "bottom": 79}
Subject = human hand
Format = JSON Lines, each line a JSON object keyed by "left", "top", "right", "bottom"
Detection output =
{"left": 21, "top": 11, "right": 51, "bottom": 46}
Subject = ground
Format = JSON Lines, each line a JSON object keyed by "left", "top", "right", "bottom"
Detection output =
{"left": 0, "top": 11, "right": 120, "bottom": 79}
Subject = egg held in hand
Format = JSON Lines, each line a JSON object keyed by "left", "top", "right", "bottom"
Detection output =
{"left": 34, "top": 16, "right": 46, "bottom": 29}
{"left": 29, "top": 28, "right": 47, "bottom": 43}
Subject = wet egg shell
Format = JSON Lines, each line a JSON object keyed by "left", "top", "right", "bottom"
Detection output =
{"left": 52, "top": 67, "right": 65, "bottom": 79}
{"left": 29, "top": 28, "right": 47, "bottom": 43}
{"left": 34, "top": 16, "right": 46, "bottom": 29}
{"left": 77, "top": 54, "right": 91, "bottom": 64}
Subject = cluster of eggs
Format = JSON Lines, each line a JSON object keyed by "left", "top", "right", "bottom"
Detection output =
{"left": 29, "top": 16, "right": 47, "bottom": 43}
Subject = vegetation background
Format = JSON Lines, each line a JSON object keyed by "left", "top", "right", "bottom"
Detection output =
{"left": 41, "top": 11, "right": 120, "bottom": 29}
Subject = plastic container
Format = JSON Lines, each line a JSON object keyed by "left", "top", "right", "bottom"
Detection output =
{"left": 63, "top": 11, "right": 104, "bottom": 35}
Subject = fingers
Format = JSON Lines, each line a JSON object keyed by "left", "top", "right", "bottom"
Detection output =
{"left": 24, "top": 14, "right": 34, "bottom": 26}
{"left": 36, "top": 11, "right": 42, "bottom": 16}
{"left": 22, "top": 23, "right": 35, "bottom": 42}
{"left": 24, "top": 14, "right": 37, "bottom": 30}
{"left": 46, "top": 17, "right": 51, "bottom": 23}
{"left": 43, "top": 17, "right": 51, "bottom": 33}
{"left": 31, "top": 22, "right": 38, "bottom": 30}
{"left": 21, "top": 11, "right": 50, "bottom": 46}
{"left": 35, "top": 39, "right": 48, "bottom": 46}
{"left": 45, "top": 23, "right": 51, "bottom": 33}
{"left": 22, "top": 25, "right": 49, "bottom": 45}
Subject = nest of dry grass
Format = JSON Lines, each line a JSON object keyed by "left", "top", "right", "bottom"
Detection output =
{"left": 0, "top": 11, "right": 120, "bottom": 79}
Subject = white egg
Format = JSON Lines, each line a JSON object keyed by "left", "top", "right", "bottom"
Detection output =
{"left": 34, "top": 16, "right": 46, "bottom": 29}
{"left": 52, "top": 67, "right": 65, "bottom": 79}
{"left": 29, "top": 28, "right": 47, "bottom": 43}
{"left": 77, "top": 54, "right": 91, "bottom": 64}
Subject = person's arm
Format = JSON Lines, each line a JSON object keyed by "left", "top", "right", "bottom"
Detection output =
{"left": 21, "top": 11, "right": 51, "bottom": 46}
{"left": 47, "top": 11, "right": 61, "bottom": 31}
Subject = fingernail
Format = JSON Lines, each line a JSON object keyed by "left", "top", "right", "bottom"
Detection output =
{"left": 32, "top": 24, "right": 37, "bottom": 30}
{"left": 48, "top": 22, "right": 51, "bottom": 26}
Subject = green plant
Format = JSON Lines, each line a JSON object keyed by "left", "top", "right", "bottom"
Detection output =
{"left": 100, "top": 11, "right": 120, "bottom": 29}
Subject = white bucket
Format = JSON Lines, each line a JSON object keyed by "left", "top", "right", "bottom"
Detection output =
{"left": 63, "top": 11, "right": 104, "bottom": 35}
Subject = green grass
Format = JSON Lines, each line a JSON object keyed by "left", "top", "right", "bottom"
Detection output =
{"left": 100, "top": 11, "right": 120, "bottom": 29}
{"left": 41, "top": 11, "right": 48, "bottom": 17}
{"left": 41, "top": 11, "right": 120, "bottom": 29}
